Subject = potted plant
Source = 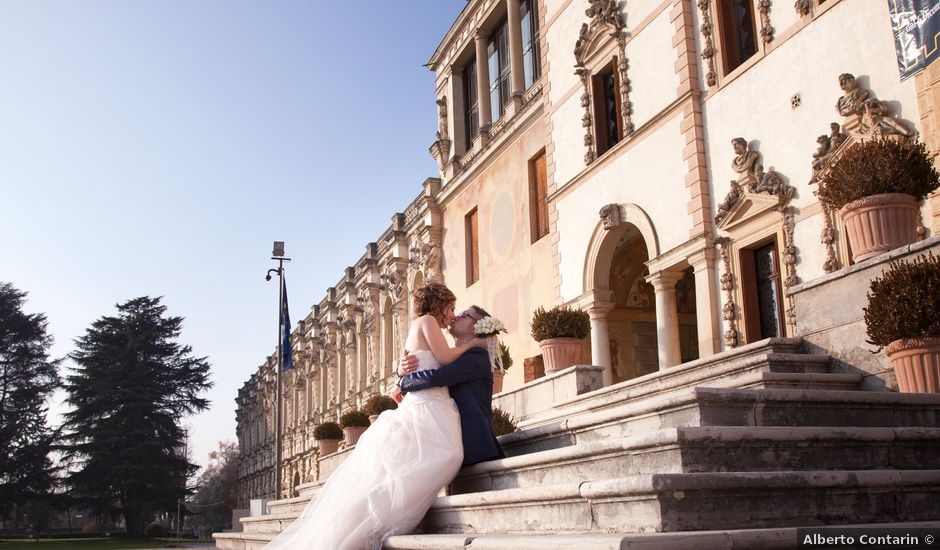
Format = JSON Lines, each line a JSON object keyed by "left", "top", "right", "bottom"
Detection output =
{"left": 363, "top": 394, "right": 397, "bottom": 423}
{"left": 314, "top": 421, "right": 343, "bottom": 456}
{"left": 530, "top": 305, "right": 591, "bottom": 373}
{"left": 864, "top": 253, "right": 940, "bottom": 392}
{"left": 492, "top": 341, "right": 512, "bottom": 393}
{"left": 340, "top": 410, "right": 371, "bottom": 447}
{"left": 492, "top": 407, "right": 518, "bottom": 437}
{"left": 818, "top": 138, "right": 939, "bottom": 263}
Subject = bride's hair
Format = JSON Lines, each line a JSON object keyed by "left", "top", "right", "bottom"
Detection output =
{"left": 414, "top": 282, "right": 456, "bottom": 325}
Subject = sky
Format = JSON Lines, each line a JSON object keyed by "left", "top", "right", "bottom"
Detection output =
{"left": 0, "top": 0, "right": 467, "bottom": 471}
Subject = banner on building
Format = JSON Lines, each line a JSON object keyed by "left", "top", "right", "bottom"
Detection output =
{"left": 889, "top": 0, "right": 940, "bottom": 80}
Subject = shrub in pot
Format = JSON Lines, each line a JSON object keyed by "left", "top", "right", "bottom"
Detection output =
{"left": 864, "top": 253, "right": 940, "bottom": 392}
{"left": 363, "top": 394, "right": 398, "bottom": 423}
{"left": 818, "top": 138, "right": 939, "bottom": 263}
{"left": 530, "top": 305, "right": 590, "bottom": 373}
{"left": 340, "top": 410, "right": 371, "bottom": 446}
{"left": 314, "top": 421, "right": 343, "bottom": 455}
{"left": 492, "top": 341, "right": 512, "bottom": 393}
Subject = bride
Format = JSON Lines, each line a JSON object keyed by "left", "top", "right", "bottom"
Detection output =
{"left": 263, "top": 282, "right": 485, "bottom": 550}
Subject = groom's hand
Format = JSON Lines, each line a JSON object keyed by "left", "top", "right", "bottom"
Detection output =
{"left": 398, "top": 351, "right": 419, "bottom": 377}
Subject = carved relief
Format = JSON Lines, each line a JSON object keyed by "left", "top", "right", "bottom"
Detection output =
{"left": 794, "top": 0, "right": 811, "bottom": 16}
{"left": 716, "top": 138, "right": 794, "bottom": 225}
{"left": 600, "top": 203, "right": 622, "bottom": 230}
{"left": 758, "top": 0, "right": 773, "bottom": 43}
{"left": 697, "top": 0, "right": 718, "bottom": 87}
{"left": 574, "top": 0, "right": 631, "bottom": 164}
{"left": 781, "top": 205, "right": 798, "bottom": 331}
{"left": 716, "top": 237, "right": 738, "bottom": 348}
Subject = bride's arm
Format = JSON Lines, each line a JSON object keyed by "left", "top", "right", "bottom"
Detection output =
{"left": 418, "top": 315, "right": 480, "bottom": 365}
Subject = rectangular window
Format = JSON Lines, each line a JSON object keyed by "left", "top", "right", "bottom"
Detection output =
{"left": 488, "top": 19, "right": 511, "bottom": 121}
{"left": 740, "top": 240, "right": 784, "bottom": 342}
{"left": 465, "top": 208, "right": 480, "bottom": 286}
{"left": 521, "top": 0, "right": 541, "bottom": 88}
{"left": 591, "top": 59, "right": 622, "bottom": 157}
{"left": 717, "top": 0, "right": 758, "bottom": 75}
{"left": 530, "top": 152, "right": 549, "bottom": 242}
{"left": 463, "top": 59, "right": 479, "bottom": 147}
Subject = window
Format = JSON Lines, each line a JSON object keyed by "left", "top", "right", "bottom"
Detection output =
{"left": 521, "top": 0, "right": 541, "bottom": 88}
{"left": 530, "top": 152, "right": 548, "bottom": 242}
{"left": 740, "top": 240, "right": 784, "bottom": 342}
{"left": 717, "top": 0, "right": 758, "bottom": 75}
{"left": 488, "top": 19, "right": 511, "bottom": 121}
{"left": 465, "top": 208, "right": 480, "bottom": 285}
{"left": 463, "top": 59, "right": 479, "bottom": 147}
{"left": 592, "top": 59, "right": 622, "bottom": 156}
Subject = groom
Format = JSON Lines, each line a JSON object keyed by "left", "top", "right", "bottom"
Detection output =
{"left": 396, "top": 305, "right": 505, "bottom": 466}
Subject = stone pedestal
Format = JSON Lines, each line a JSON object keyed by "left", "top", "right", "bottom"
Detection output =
{"left": 492, "top": 365, "right": 605, "bottom": 422}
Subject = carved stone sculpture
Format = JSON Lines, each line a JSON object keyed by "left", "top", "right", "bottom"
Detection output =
{"left": 859, "top": 98, "right": 914, "bottom": 138}
{"left": 422, "top": 242, "right": 443, "bottom": 282}
{"left": 835, "top": 73, "right": 870, "bottom": 118}
{"left": 698, "top": 0, "right": 718, "bottom": 87}
{"left": 715, "top": 181, "right": 743, "bottom": 225}
{"left": 731, "top": 137, "right": 760, "bottom": 184}
{"left": 599, "top": 203, "right": 622, "bottom": 230}
{"left": 436, "top": 97, "right": 448, "bottom": 142}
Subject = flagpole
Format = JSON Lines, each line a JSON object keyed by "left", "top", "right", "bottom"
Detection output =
{"left": 266, "top": 241, "right": 290, "bottom": 500}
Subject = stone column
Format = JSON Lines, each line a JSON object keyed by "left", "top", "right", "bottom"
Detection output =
{"left": 506, "top": 0, "right": 526, "bottom": 111}
{"left": 588, "top": 297, "right": 616, "bottom": 386}
{"left": 646, "top": 270, "right": 684, "bottom": 370}
{"left": 689, "top": 248, "right": 721, "bottom": 357}
{"left": 474, "top": 29, "right": 493, "bottom": 137}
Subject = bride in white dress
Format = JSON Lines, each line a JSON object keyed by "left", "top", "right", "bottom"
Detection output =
{"left": 263, "top": 282, "right": 484, "bottom": 550}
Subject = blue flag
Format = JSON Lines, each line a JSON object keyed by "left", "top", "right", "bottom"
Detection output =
{"left": 280, "top": 276, "right": 293, "bottom": 371}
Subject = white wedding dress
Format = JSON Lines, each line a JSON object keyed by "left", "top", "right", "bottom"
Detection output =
{"left": 263, "top": 350, "right": 463, "bottom": 550}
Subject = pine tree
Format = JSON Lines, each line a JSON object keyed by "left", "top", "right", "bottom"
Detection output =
{"left": 0, "top": 283, "right": 61, "bottom": 527}
{"left": 63, "top": 296, "right": 212, "bottom": 537}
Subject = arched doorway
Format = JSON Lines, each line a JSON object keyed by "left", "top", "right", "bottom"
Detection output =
{"left": 606, "top": 230, "right": 658, "bottom": 382}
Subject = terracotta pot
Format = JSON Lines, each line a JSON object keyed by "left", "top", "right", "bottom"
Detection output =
{"left": 839, "top": 193, "right": 919, "bottom": 263}
{"left": 493, "top": 370, "right": 505, "bottom": 394}
{"left": 317, "top": 438, "right": 340, "bottom": 456}
{"left": 343, "top": 426, "right": 368, "bottom": 447}
{"left": 885, "top": 337, "right": 940, "bottom": 393}
{"left": 538, "top": 337, "right": 583, "bottom": 374}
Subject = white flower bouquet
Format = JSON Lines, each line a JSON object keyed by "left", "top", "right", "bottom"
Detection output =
{"left": 474, "top": 316, "right": 508, "bottom": 373}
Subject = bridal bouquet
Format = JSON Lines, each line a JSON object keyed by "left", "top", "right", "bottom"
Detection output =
{"left": 474, "top": 316, "right": 508, "bottom": 373}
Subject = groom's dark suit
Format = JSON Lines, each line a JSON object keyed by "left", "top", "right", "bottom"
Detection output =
{"left": 399, "top": 347, "right": 505, "bottom": 466}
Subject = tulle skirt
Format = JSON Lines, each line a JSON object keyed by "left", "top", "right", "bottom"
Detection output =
{"left": 263, "top": 387, "right": 463, "bottom": 550}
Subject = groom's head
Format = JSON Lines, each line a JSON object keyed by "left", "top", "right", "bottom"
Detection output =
{"left": 450, "top": 305, "right": 490, "bottom": 340}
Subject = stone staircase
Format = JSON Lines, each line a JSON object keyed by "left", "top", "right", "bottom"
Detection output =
{"left": 213, "top": 338, "right": 940, "bottom": 549}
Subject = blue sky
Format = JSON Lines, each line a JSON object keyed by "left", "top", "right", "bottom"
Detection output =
{"left": 0, "top": 0, "right": 466, "bottom": 469}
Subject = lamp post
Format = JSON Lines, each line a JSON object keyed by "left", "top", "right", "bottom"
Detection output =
{"left": 266, "top": 241, "right": 290, "bottom": 499}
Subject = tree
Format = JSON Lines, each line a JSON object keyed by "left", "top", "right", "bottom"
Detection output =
{"left": 62, "top": 296, "right": 212, "bottom": 537}
{"left": 0, "top": 283, "right": 61, "bottom": 530}
{"left": 189, "top": 441, "right": 239, "bottom": 537}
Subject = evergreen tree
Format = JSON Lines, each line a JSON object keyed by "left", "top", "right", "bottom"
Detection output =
{"left": 0, "top": 283, "right": 61, "bottom": 527}
{"left": 63, "top": 296, "right": 211, "bottom": 537}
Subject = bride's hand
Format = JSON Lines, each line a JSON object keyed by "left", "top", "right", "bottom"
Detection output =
{"left": 471, "top": 337, "right": 490, "bottom": 349}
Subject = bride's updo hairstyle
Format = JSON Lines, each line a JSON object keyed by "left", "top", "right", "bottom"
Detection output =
{"left": 414, "top": 282, "right": 457, "bottom": 325}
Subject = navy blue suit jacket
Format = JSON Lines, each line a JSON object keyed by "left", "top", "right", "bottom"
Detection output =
{"left": 399, "top": 347, "right": 505, "bottom": 466}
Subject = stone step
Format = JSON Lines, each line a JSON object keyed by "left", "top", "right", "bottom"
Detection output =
{"left": 500, "top": 387, "right": 940, "bottom": 456}
{"left": 213, "top": 531, "right": 274, "bottom": 550}
{"left": 508, "top": 338, "right": 826, "bottom": 428}
{"left": 241, "top": 510, "right": 298, "bottom": 534}
{"left": 421, "top": 470, "right": 940, "bottom": 534}
{"left": 384, "top": 521, "right": 940, "bottom": 549}
{"left": 451, "top": 426, "right": 940, "bottom": 494}
{"left": 740, "top": 371, "right": 862, "bottom": 391}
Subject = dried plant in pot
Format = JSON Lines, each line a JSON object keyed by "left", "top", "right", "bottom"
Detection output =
{"left": 491, "top": 407, "right": 518, "bottom": 437}
{"left": 340, "top": 410, "right": 371, "bottom": 447}
{"left": 818, "top": 138, "right": 938, "bottom": 263}
{"left": 864, "top": 253, "right": 940, "bottom": 392}
{"left": 530, "top": 305, "right": 590, "bottom": 373}
{"left": 314, "top": 421, "right": 344, "bottom": 456}
{"left": 492, "top": 341, "right": 512, "bottom": 394}
{"left": 363, "top": 394, "right": 398, "bottom": 423}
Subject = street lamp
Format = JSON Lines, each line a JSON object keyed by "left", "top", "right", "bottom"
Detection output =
{"left": 266, "top": 241, "right": 290, "bottom": 500}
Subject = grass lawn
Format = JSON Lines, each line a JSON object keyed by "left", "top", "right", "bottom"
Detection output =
{"left": 0, "top": 538, "right": 171, "bottom": 549}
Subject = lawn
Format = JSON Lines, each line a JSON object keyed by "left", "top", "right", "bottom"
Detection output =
{"left": 0, "top": 538, "right": 173, "bottom": 549}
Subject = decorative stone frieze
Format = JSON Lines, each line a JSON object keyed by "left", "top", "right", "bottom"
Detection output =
{"left": 574, "top": 0, "right": 632, "bottom": 165}
{"left": 697, "top": 0, "right": 718, "bottom": 87}
{"left": 794, "top": 0, "right": 811, "bottom": 16}
{"left": 716, "top": 237, "right": 738, "bottom": 348}
{"left": 758, "top": 0, "right": 774, "bottom": 43}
